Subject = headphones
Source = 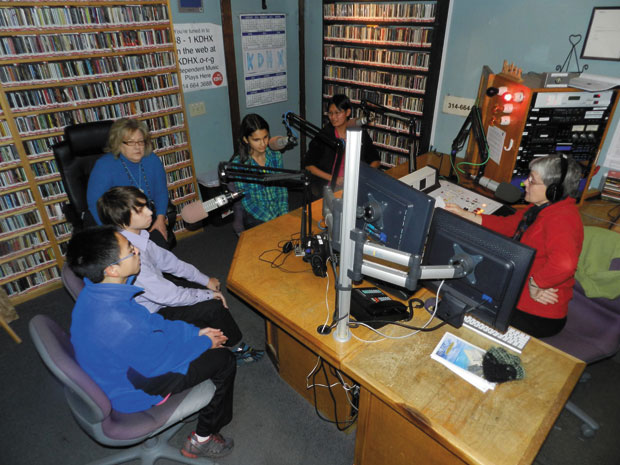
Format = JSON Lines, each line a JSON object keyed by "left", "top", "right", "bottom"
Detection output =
{"left": 545, "top": 155, "right": 569, "bottom": 203}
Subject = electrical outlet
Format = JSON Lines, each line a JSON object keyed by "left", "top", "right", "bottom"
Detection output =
{"left": 189, "top": 101, "right": 206, "bottom": 117}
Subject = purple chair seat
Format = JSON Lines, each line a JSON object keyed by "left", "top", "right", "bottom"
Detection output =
{"left": 544, "top": 282, "right": 620, "bottom": 363}
{"left": 29, "top": 315, "right": 216, "bottom": 464}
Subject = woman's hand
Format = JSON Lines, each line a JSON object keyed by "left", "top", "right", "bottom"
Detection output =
{"left": 444, "top": 203, "right": 482, "bottom": 224}
{"left": 528, "top": 277, "right": 559, "bottom": 305}
{"left": 199, "top": 327, "right": 228, "bottom": 348}
{"left": 149, "top": 214, "right": 168, "bottom": 240}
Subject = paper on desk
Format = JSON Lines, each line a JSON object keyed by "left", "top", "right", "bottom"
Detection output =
{"left": 431, "top": 332, "right": 496, "bottom": 392}
{"left": 568, "top": 73, "right": 620, "bottom": 91}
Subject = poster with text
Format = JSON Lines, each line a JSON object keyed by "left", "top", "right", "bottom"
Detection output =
{"left": 175, "top": 23, "right": 227, "bottom": 92}
{"left": 240, "top": 14, "right": 287, "bottom": 108}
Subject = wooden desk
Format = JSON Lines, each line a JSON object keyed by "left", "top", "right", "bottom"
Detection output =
{"left": 345, "top": 298, "right": 584, "bottom": 465}
{"left": 227, "top": 205, "right": 366, "bottom": 419}
{"left": 227, "top": 205, "right": 584, "bottom": 465}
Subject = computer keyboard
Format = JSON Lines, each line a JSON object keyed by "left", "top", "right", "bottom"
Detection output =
{"left": 462, "top": 315, "right": 531, "bottom": 353}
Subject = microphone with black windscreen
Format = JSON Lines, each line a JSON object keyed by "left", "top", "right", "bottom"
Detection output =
{"left": 477, "top": 176, "right": 523, "bottom": 203}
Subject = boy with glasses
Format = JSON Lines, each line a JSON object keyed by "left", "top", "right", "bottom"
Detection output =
{"left": 97, "top": 185, "right": 264, "bottom": 365}
{"left": 67, "top": 226, "right": 236, "bottom": 458}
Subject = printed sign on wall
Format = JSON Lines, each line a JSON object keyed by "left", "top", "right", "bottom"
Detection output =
{"left": 175, "top": 23, "right": 227, "bottom": 92}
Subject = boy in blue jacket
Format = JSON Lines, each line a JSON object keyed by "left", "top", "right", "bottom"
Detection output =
{"left": 67, "top": 226, "right": 236, "bottom": 459}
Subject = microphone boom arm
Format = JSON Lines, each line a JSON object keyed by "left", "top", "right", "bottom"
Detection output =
{"left": 283, "top": 112, "right": 345, "bottom": 191}
{"left": 218, "top": 161, "right": 314, "bottom": 244}
{"left": 360, "top": 99, "right": 419, "bottom": 173}
{"left": 450, "top": 104, "right": 489, "bottom": 182}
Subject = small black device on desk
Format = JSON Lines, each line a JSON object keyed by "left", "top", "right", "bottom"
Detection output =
{"left": 302, "top": 234, "right": 329, "bottom": 277}
{"left": 350, "top": 287, "right": 409, "bottom": 329}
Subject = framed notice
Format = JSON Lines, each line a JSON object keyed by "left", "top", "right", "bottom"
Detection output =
{"left": 240, "top": 13, "right": 288, "bottom": 108}
{"left": 581, "top": 7, "right": 620, "bottom": 61}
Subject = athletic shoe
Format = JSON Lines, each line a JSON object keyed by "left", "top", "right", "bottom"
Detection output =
{"left": 180, "top": 432, "right": 234, "bottom": 458}
{"left": 234, "top": 343, "right": 265, "bottom": 365}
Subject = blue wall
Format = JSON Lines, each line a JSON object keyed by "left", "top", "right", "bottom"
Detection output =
{"left": 304, "top": 0, "right": 620, "bottom": 189}
{"left": 229, "top": 0, "right": 301, "bottom": 171}
{"left": 170, "top": 0, "right": 301, "bottom": 185}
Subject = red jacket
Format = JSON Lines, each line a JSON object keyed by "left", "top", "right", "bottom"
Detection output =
{"left": 482, "top": 198, "right": 583, "bottom": 319}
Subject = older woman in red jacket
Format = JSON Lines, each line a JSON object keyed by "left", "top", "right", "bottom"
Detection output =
{"left": 445, "top": 154, "right": 583, "bottom": 337}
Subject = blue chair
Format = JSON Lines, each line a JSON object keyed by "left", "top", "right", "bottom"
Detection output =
{"left": 29, "top": 315, "right": 217, "bottom": 465}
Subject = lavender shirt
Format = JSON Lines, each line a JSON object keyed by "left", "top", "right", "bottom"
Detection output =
{"left": 121, "top": 230, "right": 213, "bottom": 313}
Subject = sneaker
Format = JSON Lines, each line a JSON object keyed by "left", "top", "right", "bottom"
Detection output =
{"left": 181, "top": 432, "right": 234, "bottom": 458}
{"left": 234, "top": 343, "right": 265, "bottom": 366}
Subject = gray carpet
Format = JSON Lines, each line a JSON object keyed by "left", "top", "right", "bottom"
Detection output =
{"left": 1, "top": 220, "right": 619, "bottom": 465}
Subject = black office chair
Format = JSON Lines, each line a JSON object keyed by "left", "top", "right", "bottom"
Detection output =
{"left": 53, "top": 121, "right": 114, "bottom": 230}
{"left": 53, "top": 121, "right": 177, "bottom": 247}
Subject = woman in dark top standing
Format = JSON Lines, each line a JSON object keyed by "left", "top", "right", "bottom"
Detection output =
{"left": 304, "top": 94, "right": 381, "bottom": 199}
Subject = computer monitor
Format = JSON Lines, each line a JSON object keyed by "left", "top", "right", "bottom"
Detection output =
{"left": 356, "top": 163, "right": 435, "bottom": 256}
{"left": 422, "top": 208, "right": 535, "bottom": 332}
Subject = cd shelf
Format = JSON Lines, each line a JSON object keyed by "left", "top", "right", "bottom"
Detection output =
{"left": 0, "top": 1, "right": 199, "bottom": 303}
{"left": 322, "top": 1, "right": 448, "bottom": 167}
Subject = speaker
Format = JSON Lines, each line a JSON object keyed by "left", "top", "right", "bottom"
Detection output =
{"left": 545, "top": 155, "right": 568, "bottom": 203}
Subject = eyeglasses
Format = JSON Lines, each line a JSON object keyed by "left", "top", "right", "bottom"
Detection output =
{"left": 108, "top": 245, "right": 137, "bottom": 266}
{"left": 122, "top": 140, "right": 146, "bottom": 147}
{"left": 327, "top": 110, "right": 345, "bottom": 117}
{"left": 526, "top": 174, "right": 545, "bottom": 186}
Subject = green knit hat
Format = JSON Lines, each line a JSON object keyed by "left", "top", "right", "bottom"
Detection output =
{"left": 482, "top": 346, "right": 525, "bottom": 383}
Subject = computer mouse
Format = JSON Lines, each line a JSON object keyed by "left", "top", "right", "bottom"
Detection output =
{"left": 282, "top": 241, "right": 293, "bottom": 253}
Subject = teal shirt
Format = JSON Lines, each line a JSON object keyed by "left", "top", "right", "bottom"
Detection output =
{"left": 232, "top": 148, "right": 288, "bottom": 222}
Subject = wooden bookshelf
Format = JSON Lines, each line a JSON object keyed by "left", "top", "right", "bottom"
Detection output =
{"left": 322, "top": 0, "right": 449, "bottom": 168}
{"left": 0, "top": 1, "right": 200, "bottom": 304}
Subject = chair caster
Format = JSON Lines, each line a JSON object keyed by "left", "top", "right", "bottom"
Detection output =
{"left": 581, "top": 424, "right": 596, "bottom": 438}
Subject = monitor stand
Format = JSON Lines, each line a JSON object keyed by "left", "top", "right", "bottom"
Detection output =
{"left": 365, "top": 276, "right": 420, "bottom": 301}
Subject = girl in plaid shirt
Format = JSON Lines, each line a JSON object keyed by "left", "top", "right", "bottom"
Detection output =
{"left": 231, "top": 114, "right": 289, "bottom": 230}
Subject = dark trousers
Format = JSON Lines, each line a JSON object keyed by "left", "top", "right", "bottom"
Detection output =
{"left": 178, "top": 347, "right": 236, "bottom": 436}
{"left": 133, "top": 300, "right": 239, "bottom": 436}
{"left": 511, "top": 309, "right": 567, "bottom": 338}
{"left": 158, "top": 300, "right": 243, "bottom": 347}
{"left": 149, "top": 228, "right": 176, "bottom": 251}
{"left": 242, "top": 209, "right": 264, "bottom": 231}
{"left": 157, "top": 301, "right": 241, "bottom": 435}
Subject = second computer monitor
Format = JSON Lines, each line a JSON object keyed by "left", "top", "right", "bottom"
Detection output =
{"left": 422, "top": 208, "right": 535, "bottom": 332}
{"left": 357, "top": 163, "right": 435, "bottom": 257}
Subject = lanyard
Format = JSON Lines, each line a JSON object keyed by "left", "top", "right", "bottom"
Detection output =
{"left": 120, "top": 156, "right": 152, "bottom": 198}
